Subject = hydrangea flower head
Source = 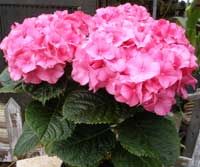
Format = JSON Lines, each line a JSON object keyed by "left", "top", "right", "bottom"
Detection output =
{"left": 72, "top": 3, "right": 198, "bottom": 116}
{"left": 0, "top": 10, "right": 92, "bottom": 84}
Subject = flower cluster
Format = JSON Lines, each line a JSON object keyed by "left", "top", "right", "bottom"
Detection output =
{"left": 0, "top": 3, "right": 198, "bottom": 115}
{"left": 0, "top": 10, "right": 91, "bottom": 84}
{"left": 72, "top": 3, "right": 197, "bottom": 115}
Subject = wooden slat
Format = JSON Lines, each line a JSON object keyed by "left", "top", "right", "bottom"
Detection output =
{"left": 0, "top": 0, "right": 82, "bottom": 7}
{"left": 0, "top": 98, "right": 23, "bottom": 162}
{"left": 0, "top": 137, "right": 9, "bottom": 144}
{"left": 188, "top": 89, "right": 200, "bottom": 101}
{"left": 184, "top": 89, "right": 200, "bottom": 158}
{"left": 0, "top": 0, "right": 97, "bottom": 15}
{"left": 0, "top": 122, "right": 6, "bottom": 129}
{"left": 80, "top": 0, "right": 97, "bottom": 14}
{"left": 184, "top": 99, "right": 200, "bottom": 157}
{"left": 188, "top": 131, "right": 200, "bottom": 167}
{"left": 4, "top": 98, "right": 22, "bottom": 153}
{"left": 0, "top": 4, "right": 77, "bottom": 40}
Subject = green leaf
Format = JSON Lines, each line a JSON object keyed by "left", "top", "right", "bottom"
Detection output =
{"left": 118, "top": 120, "right": 157, "bottom": 158}
{"left": 26, "top": 101, "right": 75, "bottom": 145}
{"left": 0, "top": 68, "right": 23, "bottom": 93}
{"left": 23, "top": 77, "right": 66, "bottom": 105}
{"left": 14, "top": 123, "right": 40, "bottom": 157}
{"left": 0, "top": 85, "right": 20, "bottom": 93}
{"left": 112, "top": 144, "right": 162, "bottom": 167}
{"left": 186, "top": 10, "right": 200, "bottom": 46}
{"left": 174, "top": 17, "right": 186, "bottom": 28}
{"left": 118, "top": 112, "right": 180, "bottom": 167}
{"left": 47, "top": 125, "right": 116, "bottom": 167}
{"left": 186, "top": 5, "right": 200, "bottom": 30}
{"left": 63, "top": 162, "right": 99, "bottom": 167}
{"left": 0, "top": 68, "right": 17, "bottom": 86}
{"left": 63, "top": 163, "right": 79, "bottom": 167}
{"left": 63, "top": 89, "right": 135, "bottom": 124}
{"left": 196, "top": 33, "right": 200, "bottom": 65}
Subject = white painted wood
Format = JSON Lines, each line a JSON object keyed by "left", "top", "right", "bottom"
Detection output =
{"left": 0, "top": 98, "right": 23, "bottom": 162}
{"left": 4, "top": 98, "right": 22, "bottom": 152}
{"left": 16, "top": 156, "right": 62, "bottom": 167}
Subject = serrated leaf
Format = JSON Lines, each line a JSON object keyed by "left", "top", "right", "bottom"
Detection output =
{"left": 118, "top": 120, "right": 157, "bottom": 158}
{"left": 47, "top": 125, "right": 116, "bottom": 167}
{"left": 112, "top": 144, "right": 162, "bottom": 167}
{"left": 63, "top": 89, "right": 135, "bottom": 124}
{"left": 14, "top": 123, "right": 40, "bottom": 157}
{"left": 0, "top": 68, "right": 23, "bottom": 93}
{"left": 118, "top": 112, "right": 180, "bottom": 167}
{"left": 23, "top": 77, "right": 66, "bottom": 105}
{"left": 26, "top": 101, "right": 75, "bottom": 145}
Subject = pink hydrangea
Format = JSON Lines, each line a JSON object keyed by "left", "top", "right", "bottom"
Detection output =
{"left": 0, "top": 3, "right": 198, "bottom": 116}
{"left": 72, "top": 3, "right": 198, "bottom": 116}
{"left": 0, "top": 10, "right": 91, "bottom": 84}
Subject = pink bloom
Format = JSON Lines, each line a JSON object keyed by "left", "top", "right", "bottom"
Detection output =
{"left": 157, "top": 62, "right": 182, "bottom": 88}
{"left": 0, "top": 10, "right": 92, "bottom": 84}
{"left": 1, "top": 3, "right": 198, "bottom": 116}
{"left": 126, "top": 55, "right": 160, "bottom": 83}
{"left": 72, "top": 3, "right": 198, "bottom": 116}
{"left": 144, "top": 89, "right": 176, "bottom": 116}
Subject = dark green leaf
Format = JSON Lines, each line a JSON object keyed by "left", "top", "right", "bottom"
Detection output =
{"left": 112, "top": 144, "right": 162, "bottom": 167}
{"left": 118, "top": 112, "right": 180, "bottom": 167}
{"left": 14, "top": 123, "right": 40, "bottom": 156}
{"left": 118, "top": 120, "right": 157, "bottom": 158}
{"left": 47, "top": 125, "right": 116, "bottom": 167}
{"left": 63, "top": 89, "right": 135, "bottom": 124}
{"left": 0, "top": 68, "right": 23, "bottom": 93}
{"left": 23, "top": 77, "right": 66, "bottom": 105}
{"left": 26, "top": 101, "right": 75, "bottom": 145}
{"left": 63, "top": 162, "right": 99, "bottom": 167}
{"left": 62, "top": 163, "right": 78, "bottom": 167}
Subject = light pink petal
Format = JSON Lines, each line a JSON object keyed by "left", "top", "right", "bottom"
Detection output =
{"left": 72, "top": 62, "right": 89, "bottom": 85}
{"left": 128, "top": 56, "right": 160, "bottom": 83}
{"left": 23, "top": 71, "right": 42, "bottom": 84}
{"left": 36, "top": 64, "right": 64, "bottom": 84}
{"left": 9, "top": 67, "right": 22, "bottom": 81}
{"left": 154, "top": 98, "right": 173, "bottom": 116}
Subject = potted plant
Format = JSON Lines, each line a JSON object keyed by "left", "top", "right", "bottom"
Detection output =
{"left": 0, "top": 3, "right": 197, "bottom": 167}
